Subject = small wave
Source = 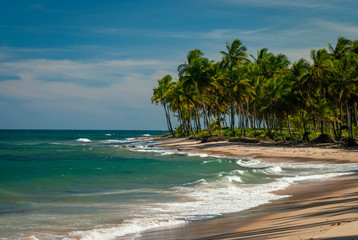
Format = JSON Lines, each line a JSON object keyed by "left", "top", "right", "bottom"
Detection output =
{"left": 100, "top": 140, "right": 126, "bottom": 144}
{"left": 280, "top": 172, "right": 349, "bottom": 184}
{"left": 202, "top": 159, "right": 222, "bottom": 164}
{"left": 76, "top": 138, "right": 91, "bottom": 143}
{"left": 143, "top": 134, "right": 151, "bottom": 137}
{"left": 182, "top": 178, "right": 207, "bottom": 186}
{"left": 236, "top": 159, "right": 262, "bottom": 167}
{"left": 105, "top": 134, "right": 112, "bottom": 136}
{"left": 25, "top": 236, "right": 39, "bottom": 240}
{"left": 262, "top": 166, "right": 283, "bottom": 174}
{"left": 67, "top": 217, "right": 187, "bottom": 240}
{"left": 160, "top": 151, "right": 176, "bottom": 155}
{"left": 226, "top": 176, "right": 243, "bottom": 183}
{"left": 187, "top": 153, "right": 209, "bottom": 158}
{"left": 68, "top": 189, "right": 156, "bottom": 197}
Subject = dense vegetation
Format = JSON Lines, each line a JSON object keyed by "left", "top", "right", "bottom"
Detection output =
{"left": 152, "top": 37, "right": 358, "bottom": 144}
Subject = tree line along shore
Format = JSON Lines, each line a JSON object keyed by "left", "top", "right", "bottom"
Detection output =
{"left": 151, "top": 37, "right": 358, "bottom": 145}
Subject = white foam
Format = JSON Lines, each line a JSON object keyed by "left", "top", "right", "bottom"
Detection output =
{"left": 226, "top": 176, "right": 243, "bottom": 183}
{"left": 66, "top": 217, "right": 186, "bottom": 240}
{"left": 62, "top": 165, "right": 355, "bottom": 240}
{"left": 187, "top": 153, "right": 209, "bottom": 158}
{"left": 280, "top": 172, "right": 348, "bottom": 184}
{"left": 264, "top": 166, "right": 283, "bottom": 174}
{"left": 101, "top": 140, "right": 126, "bottom": 144}
{"left": 105, "top": 134, "right": 112, "bottom": 136}
{"left": 25, "top": 236, "right": 39, "bottom": 240}
{"left": 160, "top": 151, "right": 176, "bottom": 155}
{"left": 76, "top": 138, "right": 92, "bottom": 143}
{"left": 143, "top": 134, "right": 151, "bottom": 137}
{"left": 236, "top": 159, "right": 262, "bottom": 167}
{"left": 202, "top": 159, "right": 222, "bottom": 164}
{"left": 182, "top": 178, "right": 207, "bottom": 186}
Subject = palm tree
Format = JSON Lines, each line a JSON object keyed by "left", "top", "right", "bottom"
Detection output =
{"left": 328, "top": 36, "right": 352, "bottom": 60}
{"left": 220, "top": 39, "right": 248, "bottom": 70}
{"left": 220, "top": 39, "right": 248, "bottom": 136}
{"left": 309, "top": 48, "right": 331, "bottom": 135}
{"left": 287, "top": 58, "right": 311, "bottom": 140}
{"left": 331, "top": 52, "right": 358, "bottom": 139}
{"left": 151, "top": 75, "right": 175, "bottom": 137}
{"left": 207, "top": 61, "right": 225, "bottom": 133}
{"left": 178, "top": 49, "right": 213, "bottom": 135}
{"left": 261, "top": 76, "right": 294, "bottom": 141}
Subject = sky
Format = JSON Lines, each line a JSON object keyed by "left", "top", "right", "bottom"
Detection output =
{"left": 0, "top": 0, "right": 357, "bottom": 130}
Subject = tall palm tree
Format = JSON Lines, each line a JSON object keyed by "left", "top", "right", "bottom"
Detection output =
{"left": 226, "top": 63, "right": 252, "bottom": 136}
{"left": 287, "top": 58, "right": 311, "bottom": 140}
{"left": 309, "top": 48, "right": 331, "bottom": 135}
{"left": 207, "top": 61, "right": 225, "bottom": 133}
{"left": 261, "top": 76, "right": 294, "bottom": 141}
{"left": 178, "top": 49, "right": 213, "bottom": 135}
{"left": 151, "top": 75, "right": 175, "bottom": 136}
{"left": 220, "top": 39, "right": 248, "bottom": 136}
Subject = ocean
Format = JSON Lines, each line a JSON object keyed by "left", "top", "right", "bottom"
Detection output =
{"left": 0, "top": 130, "right": 357, "bottom": 240}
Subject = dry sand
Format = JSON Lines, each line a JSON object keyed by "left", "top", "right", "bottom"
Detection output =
{"left": 139, "top": 137, "right": 358, "bottom": 240}
{"left": 150, "top": 137, "right": 358, "bottom": 163}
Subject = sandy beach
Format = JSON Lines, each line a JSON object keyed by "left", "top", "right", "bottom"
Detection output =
{"left": 139, "top": 137, "right": 358, "bottom": 240}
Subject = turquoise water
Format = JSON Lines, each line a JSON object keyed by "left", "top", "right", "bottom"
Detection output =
{"left": 0, "top": 130, "right": 357, "bottom": 240}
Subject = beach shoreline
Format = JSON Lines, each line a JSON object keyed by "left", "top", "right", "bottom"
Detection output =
{"left": 138, "top": 136, "right": 358, "bottom": 240}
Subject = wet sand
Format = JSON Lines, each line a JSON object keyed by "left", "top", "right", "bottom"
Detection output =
{"left": 138, "top": 137, "right": 358, "bottom": 240}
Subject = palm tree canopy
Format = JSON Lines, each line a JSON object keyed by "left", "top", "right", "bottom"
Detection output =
{"left": 328, "top": 36, "right": 352, "bottom": 60}
{"left": 220, "top": 39, "right": 248, "bottom": 70}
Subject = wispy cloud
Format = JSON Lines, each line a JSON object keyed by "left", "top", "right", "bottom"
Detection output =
{"left": 93, "top": 27, "right": 269, "bottom": 41}
{"left": 0, "top": 56, "right": 177, "bottom": 117}
{"left": 0, "top": 58, "right": 168, "bottom": 86}
{"left": 216, "top": 0, "right": 356, "bottom": 10}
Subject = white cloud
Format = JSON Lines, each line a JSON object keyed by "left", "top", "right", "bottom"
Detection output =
{"left": 0, "top": 57, "right": 177, "bottom": 117}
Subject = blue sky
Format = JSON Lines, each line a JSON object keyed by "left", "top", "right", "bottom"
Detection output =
{"left": 1, "top": 0, "right": 357, "bottom": 130}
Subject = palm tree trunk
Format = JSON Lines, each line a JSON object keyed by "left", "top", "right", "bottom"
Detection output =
{"left": 177, "top": 105, "right": 187, "bottom": 135}
{"left": 163, "top": 103, "right": 175, "bottom": 137}
{"left": 302, "top": 112, "right": 310, "bottom": 141}
{"left": 246, "top": 100, "right": 250, "bottom": 128}
{"left": 199, "top": 92, "right": 212, "bottom": 136}
{"left": 215, "top": 96, "right": 222, "bottom": 135}
{"left": 186, "top": 97, "right": 196, "bottom": 136}
{"left": 354, "top": 102, "right": 358, "bottom": 127}
{"left": 346, "top": 102, "right": 352, "bottom": 139}
{"left": 195, "top": 107, "right": 202, "bottom": 131}
{"left": 332, "top": 114, "right": 339, "bottom": 140}
{"left": 253, "top": 104, "right": 256, "bottom": 134}
{"left": 287, "top": 114, "right": 293, "bottom": 140}
{"left": 339, "top": 103, "right": 343, "bottom": 138}
{"left": 279, "top": 120, "right": 285, "bottom": 142}
{"left": 240, "top": 103, "right": 246, "bottom": 137}
{"left": 237, "top": 106, "right": 241, "bottom": 130}
{"left": 313, "top": 113, "right": 317, "bottom": 132}
{"left": 230, "top": 98, "right": 235, "bottom": 136}
{"left": 329, "top": 122, "right": 335, "bottom": 142}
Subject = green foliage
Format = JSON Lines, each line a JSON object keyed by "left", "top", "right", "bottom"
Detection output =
{"left": 153, "top": 36, "right": 358, "bottom": 143}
